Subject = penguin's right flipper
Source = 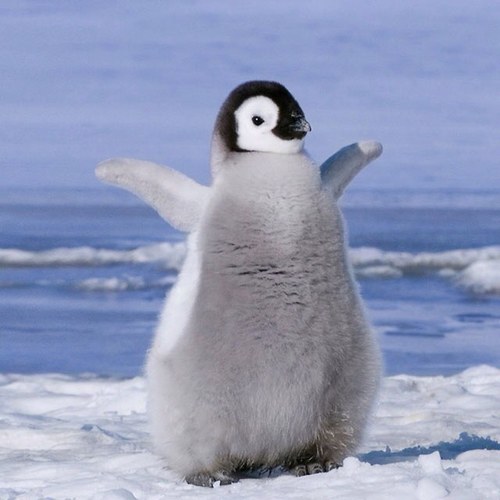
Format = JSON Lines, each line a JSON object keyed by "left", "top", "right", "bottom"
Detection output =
{"left": 320, "top": 141, "right": 383, "bottom": 199}
{"left": 96, "top": 158, "right": 210, "bottom": 232}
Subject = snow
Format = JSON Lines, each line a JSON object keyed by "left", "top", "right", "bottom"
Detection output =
{"left": 0, "top": 243, "right": 185, "bottom": 270}
{"left": 457, "top": 261, "right": 500, "bottom": 295}
{"left": 351, "top": 246, "right": 500, "bottom": 295}
{"left": 1, "top": 366, "right": 499, "bottom": 499}
{"left": 76, "top": 276, "right": 176, "bottom": 293}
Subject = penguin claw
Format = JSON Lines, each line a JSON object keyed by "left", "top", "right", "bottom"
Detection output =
{"left": 185, "top": 471, "right": 239, "bottom": 488}
{"left": 219, "top": 476, "right": 239, "bottom": 486}
{"left": 294, "top": 464, "right": 308, "bottom": 476}
{"left": 307, "top": 463, "right": 324, "bottom": 474}
{"left": 324, "top": 460, "right": 340, "bottom": 472}
{"left": 294, "top": 461, "right": 340, "bottom": 477}
{"left": 185, "top": 472, "right": 214, "bottom": 488}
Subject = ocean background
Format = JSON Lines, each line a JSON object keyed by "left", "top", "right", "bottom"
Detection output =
{"left": 1, "top": 0, "right": 499, "bottom": 378}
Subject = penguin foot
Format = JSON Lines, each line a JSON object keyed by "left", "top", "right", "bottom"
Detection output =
{"left": 185, "top": 471, "right": 239, "bottom": 488}
{"left": 294, "top": 461, "right": 339, "bottom": 476}
{"left": 324, "top": 461, "right": 341, "bottom": 472}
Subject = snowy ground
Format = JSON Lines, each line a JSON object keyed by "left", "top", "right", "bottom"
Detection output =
{"left": 1, "top": 366, "right": 499, "bottom": 499}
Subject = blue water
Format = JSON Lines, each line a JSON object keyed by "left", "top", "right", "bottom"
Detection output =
{"left": 1, "top": 188, "right": 499, "bottom": 377}
{"left": 1, "top": 2, "right": 499, "bottom": 377}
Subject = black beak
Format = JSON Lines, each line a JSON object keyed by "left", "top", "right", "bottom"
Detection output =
{"left": 274, "top": 114, "right": 311, "bottom": 141}
{"left": 287, "top": 115, "right": 311, "bottom": 140}
{"left": 289, "top": 116, "right": 311, "bottom": 134}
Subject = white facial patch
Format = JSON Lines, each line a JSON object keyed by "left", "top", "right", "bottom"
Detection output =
{"left": 234, "top": 96, "right": 304, "bottom": 154}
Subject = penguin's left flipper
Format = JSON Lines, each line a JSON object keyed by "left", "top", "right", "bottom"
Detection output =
{"left": 320, "top": 141, "right": 383, "bottom": 199}
{"left": 96, "top": 158, "right": 210, "bottom": 232}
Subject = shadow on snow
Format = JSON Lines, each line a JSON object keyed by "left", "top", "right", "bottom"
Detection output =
{"left": 359, "top": 432, "right": 500, "bottom": 465}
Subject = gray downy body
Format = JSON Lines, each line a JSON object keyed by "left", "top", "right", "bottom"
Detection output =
{"left": 146, "top": 149, "right": 381, "bottom": 477}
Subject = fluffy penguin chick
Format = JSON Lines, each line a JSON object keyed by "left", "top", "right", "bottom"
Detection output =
{"left": 144, "top": 81, "right": 381, "bottom": 487}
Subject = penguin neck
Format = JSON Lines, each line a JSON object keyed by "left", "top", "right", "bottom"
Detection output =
{"left": 212, "top": 151, "right": 320, "bottom": 197}
{"left": 210, "top": 131, "right": 311, "bottom": 182}
{"left": 210, "top": 132, "right": 230, "bottom": 178}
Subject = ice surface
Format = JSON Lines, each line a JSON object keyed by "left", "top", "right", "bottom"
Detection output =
{"left": 0, "top": 243, "right": 185, "bottom": 270}
{"left": 351, "top": 246, "right": 500, "bottom": 295}
{"left": 77, "top": 275, "right": 176, "bottom": 292}
{"left": 2, "top": 243, "right": 499, "bottom": 295}
{"left": 1, "top": 366, "right": 499, "bottom": 499}
{"left": 457, "top": 261, "right": 500, "bottom": 295}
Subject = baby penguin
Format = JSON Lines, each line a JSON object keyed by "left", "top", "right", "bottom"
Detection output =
{"left": 96, "top": 81, "right": 382, "bottom": 487}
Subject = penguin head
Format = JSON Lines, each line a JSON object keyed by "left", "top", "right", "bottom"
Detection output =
{"left": 214, "top": 81, "right": 311, "bottom": 155}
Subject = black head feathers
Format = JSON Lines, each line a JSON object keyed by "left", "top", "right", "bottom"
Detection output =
{"left": 214, "top": 81, "right": 310, "bottom": 152}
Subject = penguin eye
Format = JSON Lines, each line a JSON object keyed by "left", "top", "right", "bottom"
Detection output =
{"left": 252, "top": 115, "right": 264, "bottom": 126}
